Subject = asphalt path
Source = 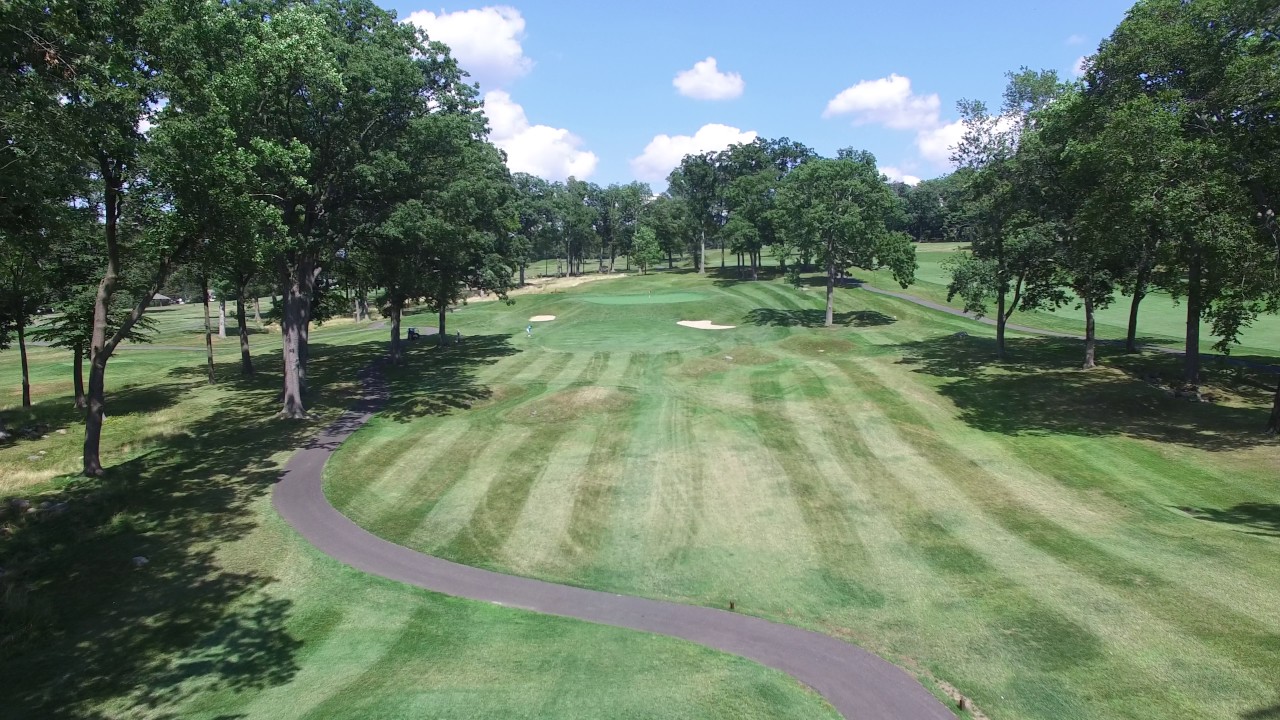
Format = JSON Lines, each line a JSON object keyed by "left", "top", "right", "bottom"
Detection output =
{"left": 272, "top": 360, "right": 956, "bottom": 720}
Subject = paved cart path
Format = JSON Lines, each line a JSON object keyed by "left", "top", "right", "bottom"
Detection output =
{"left": 272, "top": 363, "right": 955, "bottom": 720}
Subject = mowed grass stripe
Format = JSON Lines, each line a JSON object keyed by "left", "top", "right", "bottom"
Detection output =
{"left": 826, "top": 360, "right": 1254, "bottom": 718}
{"left": 439, "top": 354, "right": 611, "bottom": 565}
{"left": 336, "top": 420, "right": 472, "bottom": 527}
{"left": 558, "top": 390, "right": 637, "bottom": 570}
{"left": 275, "top": 599, "right": 420, "bottom": 720}
{"left": 844, "top": 357, "right": 1280, "bottom": 680}
{"left": 779, "top": 364, "right": 946, "bottom": 621}
{"left": 596, "top": 391, "right": 705, "bottom": 595}
{"left": 497, "top": 423, "right": 602, "bottom": 576}
{"left": 747, "top": 369, "right": 876, "bottom": 604}
{"left": 357, "top": 421, "right": 509, "bottom": 546}
{"left": 808, "top": 371, "right": 1145, "bottom": 717}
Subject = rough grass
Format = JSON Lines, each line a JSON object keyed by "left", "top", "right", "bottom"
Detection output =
{"left": 327, "top": 270, "right": 1280, "bottom": 720}
{"left": 0, "top": 301, "right": 839, "bottom": 720}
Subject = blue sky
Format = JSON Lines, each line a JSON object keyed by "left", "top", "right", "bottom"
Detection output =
{"left": 389, "top": 1, "right": 1134, "bottom": 188}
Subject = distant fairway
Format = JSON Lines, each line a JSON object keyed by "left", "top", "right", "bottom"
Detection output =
{"left": 328, "top": 270, "right": 1280, "bottom": 720}
{"left": 859, "top": 242, "right": 1280, "bottom": 357}
{"left": 579, "top": 291, "right": 707, "bottom": 305}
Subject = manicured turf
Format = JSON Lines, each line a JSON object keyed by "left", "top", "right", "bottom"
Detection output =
{"left": 327, "top": 270, "right": 1280, "bottom": 720}
{"left": 858, "top": 242, "right": 1280, "bottom": 357}
{"left": 0, "top": 302, "right": 839, "bottom": 720}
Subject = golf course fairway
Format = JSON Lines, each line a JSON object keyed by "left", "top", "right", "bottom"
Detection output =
{"left": 326, "top": 270, "right": 1280, "bottom": 720}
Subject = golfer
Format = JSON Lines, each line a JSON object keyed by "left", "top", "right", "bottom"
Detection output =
{"left": 526, "top": 324, "right": 533, "bottom": 337}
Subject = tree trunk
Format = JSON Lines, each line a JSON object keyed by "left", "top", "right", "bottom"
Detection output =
{"left": 253, "top": 296, "right": 263, "bottom": 328}
{"left": 699, "top": 229, "right": 706, "bottom": 274}
{"left": 202, "top": 276, "right": 216, "bottom": 385}
{"left": 437, "top": 302, "right": 447, "bottom": 342}
{"left": 17, "top": 320, "right": 31, "bottom": 407}
{"left": 995, "top": 287, "right": 1007, "bottom": 361}
{"left": 751, "top": 251, "right": 759, "bottom": 281}
{"left": 84, "top": 175, "right": 119, "bottom": 476}
{"left": 825, "top": 250, "right": 836, "bottom": 327}
{"left": 667, "top": 250, "right": 674, "bottom": 269}
{"left": 73, "top": 344, "right": 86, "bottom": 410}
{"left": 236, "top": 288, "right": 253, "bottom": 376}
{"left": 1184, "top": 252, "right": 1202, "bottom": 384}
{"left": 279, "top": 261, "right": 317, "bottom": 418}
{"left": 1126, "top": 268, "right": 1149, "bottom": 353}
{"left": 358, "top": 294, "right": 369, "bottom": 322}
{"left": 83, "top": 352, "right": 108, "bottom": 476}
{"left": 1082, "top": 294, "right": 1097, "bottom": 369}
{"left": 1267, "top": 380, "right": 1280, "bottom": 435}
{"left": 1126, "top": 287, "right": 1145, "bottom": 353}
{"left": 519, "top": 263, "right": 526, "bottom": 286}
{"left": 609, "top": 245, "right": 616, "bottom": 274}
{"left": 389, "top": 303, "right": 402, "bottom": 363}
{"left": 217, "top": 298, "right": 226, "bottom": 338}
{"left": 720, "top": 243, "right": 725, "bottom": 270}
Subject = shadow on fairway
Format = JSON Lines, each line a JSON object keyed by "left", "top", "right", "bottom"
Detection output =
{"left": 746, "top": 307, "right": 896, "bottom": 328}
{"left": 1, "top": 382, "right": 187, "bottom": 448}
{"left": 1179, "top": 503, "right": 1280, "bottom": 539}
{"left": 708, "top": 266, "right": 784, "bottom": 286}
{"left": 1242, "top": 703, "right": 1280, "bottom": 719}
{"left": 0, "top": 335, "right": 515, "bottom": 719}
{"left": 897, "top": 334, "right": 1276, "bottom": 451}
{"left": 380, "top": 334, "right": 518, "bottom": 422}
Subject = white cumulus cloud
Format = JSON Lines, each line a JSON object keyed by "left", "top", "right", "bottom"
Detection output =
{"left": 881, "top": 166, "right": 921, "bottom": 186}
{"left": 915, "top": 120, "right": 966, "bottom": 166}
{"left": 630, "top": 124, "right": 758, "bottom": 183}
{"left": 1072, "top": 55, "right": 1089, "bottom": 78}
{"left": 485, "top": 91, "right": 598, "bottom": 181}
{"left": 823, "top": 73, "right": 941, "bottom": 130}
{"left": 405, "top": 6, "right": 532, "bottom": 90}
{"left": 672, "top": 57, "right": 745, "bottom": 100}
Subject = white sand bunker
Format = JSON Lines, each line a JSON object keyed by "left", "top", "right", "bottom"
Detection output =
{"left": 529, "top": 315, "right": 557, "bottom": 322}
{"left": 677, "top": 320, "right": 736, "bottom": 330}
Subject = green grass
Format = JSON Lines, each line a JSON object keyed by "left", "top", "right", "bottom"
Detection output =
{"left": 858, "top": 242, "right": 1280, "bottom": 357}
{"left": 328, "top": 270, "right": 1280, "bottom": 720}
{"left": 0, "top": 301, "right": 839, "bottom": 719}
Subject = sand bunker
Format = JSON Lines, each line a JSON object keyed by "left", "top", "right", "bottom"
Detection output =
{"left": 529, "top": 315, "right": 556, "bottom": 322}
{"left": 677, "top": 320, "right": 736, "bottom": 330}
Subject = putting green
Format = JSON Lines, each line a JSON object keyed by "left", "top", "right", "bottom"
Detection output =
{"left": 328, "top": 271, "right": 1280, "bottom": 720}
{"left": 579, "top": 292, "right": 706, "bottom": 305}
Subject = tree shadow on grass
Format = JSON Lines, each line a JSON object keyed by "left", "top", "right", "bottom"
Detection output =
{"left": 746, "top": 307, "right": 896, "bottom": 328}
{"left": 1179, "top": 504, "right": 1280, "bottom": 539}
{"left": 896, "top": 333, "right": 1276, "bottom": 452}
{"left": 0, "top": 335, "right": 515, "bottom": 719}
{"left": 379, "top": 334, "right": 518, "bottom": 422}
{"left": 1, "top": 383, "right": 187, "bottom": 447}
{"left": 1242, "top": 703, "right": 1280, "bottom": 719}
{"left": 707, "top": 265, "right": 784, "bottom": 286}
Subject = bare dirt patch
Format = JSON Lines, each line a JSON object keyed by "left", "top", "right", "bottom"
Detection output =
{"left": 677, "top": 320, "right": 736, "bottom": 330}
{"left": 504, "top": 386, "right": 632, "bottom": 424}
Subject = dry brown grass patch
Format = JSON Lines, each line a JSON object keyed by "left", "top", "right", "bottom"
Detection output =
{"left": 778, "top": 335, "right": 858, "bottom": 357}
{"left": 504, "top": 386, "right": 632, "bottom": 424}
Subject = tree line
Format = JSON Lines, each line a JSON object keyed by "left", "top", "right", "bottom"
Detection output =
{"left": 940, "top": 0, "right": 1278, "bottom": 432}
{"left": 3, "top": 0, "right": 1275, "bottom": 481}
{"left": 1, "top": 0, "right": 528, "bottom": 475}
